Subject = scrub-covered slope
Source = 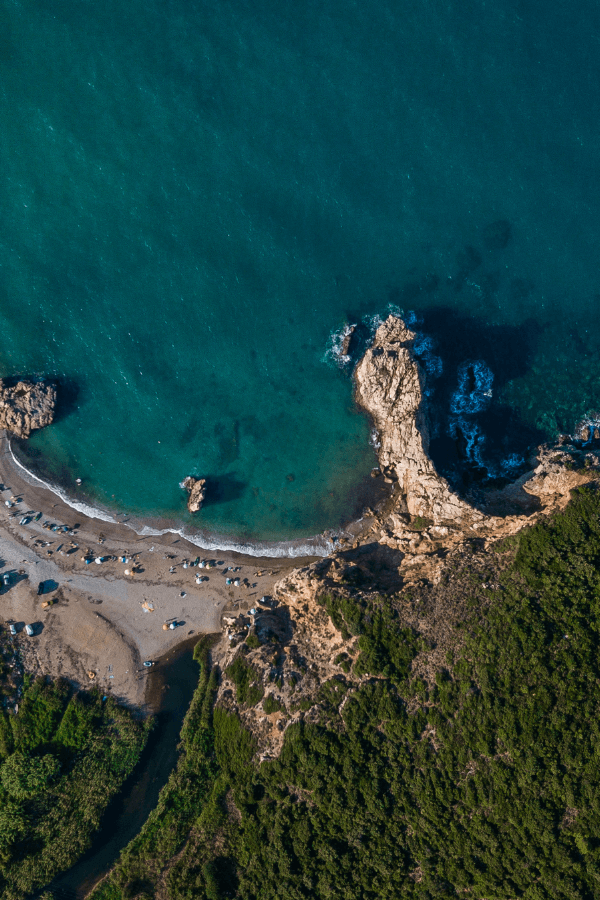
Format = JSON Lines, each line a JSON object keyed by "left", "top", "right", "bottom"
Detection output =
{"left": 91, "top": 484, "right": 600, "bottom": 900}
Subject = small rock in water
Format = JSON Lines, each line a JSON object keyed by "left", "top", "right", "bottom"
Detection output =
{"left": 182, "top": 476, "right": 207, "bottom": 513}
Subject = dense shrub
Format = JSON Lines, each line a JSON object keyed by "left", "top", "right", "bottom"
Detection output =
{"left": 0, "top": 679, "right": 149, "bottom": 899}
{"left": 91, "top": 486, "right": 600, "bottom": 900}
{"left": 225, "top": 655, "right": 264, "bottom": 706}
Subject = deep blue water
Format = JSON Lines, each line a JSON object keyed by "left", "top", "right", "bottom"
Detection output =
{"left": 2, "top": 0, "right": 600, "bottom": 547}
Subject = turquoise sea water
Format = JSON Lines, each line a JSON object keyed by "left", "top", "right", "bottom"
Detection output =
{"left": 2, "top": 0, "right": 600, "bottom": 548}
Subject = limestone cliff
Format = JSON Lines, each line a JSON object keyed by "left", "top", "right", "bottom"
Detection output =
{"left": 354, "top": 315, "right": 480, "bottom": 525}
{"left": 213, "top": 315, "right": 600, "bottom": 759}
{"left": 0, "top": 379, "right": 56, "bottom": 438}
{"left": 348, "top": 316, "right": 595, "bottom": 577}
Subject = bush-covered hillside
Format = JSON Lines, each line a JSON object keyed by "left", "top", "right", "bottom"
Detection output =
{"left": 0, "top": 677, "right": 149, "bottom": 900}
{"left": 93, "top": 485, "right": 600, "bottom": 900}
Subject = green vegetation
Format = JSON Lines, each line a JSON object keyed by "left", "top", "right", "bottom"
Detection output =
{"left": 91, "top": 485, "right": 600, "bottom": 899}
{"left": 320, "top": 591, "right": 422, "bottom": 681}
{"left": 409, "top": 515, "right": 433, "bottom": 531}
{"left": 262, "top": 695, "right": 285, "bottom": 715}
{"left": 0, "top": 677, "right": 149, "bottom": 899}
{"left": 90, "top": 635, "right": 220, "bottom": 900}
{"left": 225, "top": 655, "right": 264, "bottom": 706}
{"left": 333, "top": 651, "right": 352, "bottom": 673}
{"left": 244, "top": 633, "right": 261, "bottom": 650}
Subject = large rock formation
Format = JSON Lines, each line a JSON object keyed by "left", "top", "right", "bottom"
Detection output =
{"left": 276, "top": 314, "right": 598, "bottom": 595}
{"left": 182, "top": 476, "right": 207, "bottom": 513}
{"left": 212, "top": 315, "right": 600, "bottom": 760}
{"left": 350, "top": 315, "right": 596, "bottom": 575}
{"left": 354, "top": 315, "right": 480, "bottom": 525}
{"left": 0, "top": 379, "right": 56, "bottom": 438}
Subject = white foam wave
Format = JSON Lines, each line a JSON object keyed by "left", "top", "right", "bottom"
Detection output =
{"left": 322, "top": 322, "right": 357, "bottom": 367}
{"left": 133, "top": 523, "right": 334, "bottom": 558}
{"left": 7, "top": 441, "right": 332, "bottom": 558}
{"left": 499, "top": 453, "right": 525, "bottom": 476}
{"left": 450, "top": 360, "right": 494, "bottom": 416}
{"left": 386, "top": 303, "right": 402, "bottom": 317}
{"left": 573, "top": 415, "right": 600, "bottom": 442}
{"left": 448, "top": 417, "right": 486, "bottom": 467}
{"left": 363, "top": 313, "right": 384, "bottom": 336}
{"left": 8, "top": 442, "right": 118, "bottom": 524}
{"left": 369, "top": 427, "right": 381, "bottom": 450}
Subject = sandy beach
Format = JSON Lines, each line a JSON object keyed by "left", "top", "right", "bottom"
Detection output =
{"left": 0, "top": 435, "right": 316, "bottom": 709}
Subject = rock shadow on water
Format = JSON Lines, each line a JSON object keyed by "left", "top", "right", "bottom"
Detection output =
{"left": 51, "top": 376, "right": 81, "bottom": 425}
{"left": 11, "top": 435, "right": 76, "bottom": 490}
{"left": 201, "top": 473, "right": 247, "bottom": 507}
{"left": 412, "top": 307, "right": 547, "bottom": 504}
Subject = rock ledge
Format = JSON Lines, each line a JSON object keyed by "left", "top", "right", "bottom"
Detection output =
{"left": 0, "top": 379, "right": 56, "bottom": 438}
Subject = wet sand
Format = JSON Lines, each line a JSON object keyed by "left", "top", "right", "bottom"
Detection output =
{"left": 0, "top": 435, "right": 315, "bottom": 707}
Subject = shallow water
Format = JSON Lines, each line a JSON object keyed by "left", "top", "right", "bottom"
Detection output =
{"left": 3, "top": 0, "right": 600, "bottom": 545}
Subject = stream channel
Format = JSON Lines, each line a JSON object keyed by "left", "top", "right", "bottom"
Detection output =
{"left": 48, "top": 637, "right": 201, "bottom": 900}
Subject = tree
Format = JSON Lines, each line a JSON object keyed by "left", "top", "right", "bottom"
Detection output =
{"left": 1, "top": 751, "right": 59, "bottom": 799}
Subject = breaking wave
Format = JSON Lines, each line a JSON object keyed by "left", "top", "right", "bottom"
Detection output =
{"left": 134, "top": 524, "right": 334, "bottom": 558}
{"left": 323, "top": 322, "right": 357, "bottom": 367}
{"left": 450, "top": 360, "right": 494, "bottom": 416}
{"left": 8, "top": 441, "right": 118, "bottom": 524}
{"left": 7, "top": 440, "right": 333, "bottom": 558}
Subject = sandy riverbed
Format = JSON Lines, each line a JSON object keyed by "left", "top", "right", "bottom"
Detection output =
{"left": 0, "top": 436, "right": 315, "bottom": 709}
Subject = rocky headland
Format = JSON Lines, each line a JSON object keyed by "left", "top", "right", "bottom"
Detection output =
{"left": 213, "top": 314, "right": 600, "bottom": 758}
{"left": 0, "top": 378, "right": 56, "bottom": 438}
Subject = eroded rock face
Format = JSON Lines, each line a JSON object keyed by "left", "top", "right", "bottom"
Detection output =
{"left": 213, "top": 315, "right": 600, "bottom": 761}
{"left": 277, "top": 316, "right": 599, "bottom": 598}
{"left": 0, "top": 380, "right": 56, "bottom": 438}
{"left": 351, "top": 315, "right": 597, "bottom": 577}
{"left": 182, "top": 476, "right": 206, "bottom": 513}
{"left": 354, "top": 316, "right": 479, "bottom": 525}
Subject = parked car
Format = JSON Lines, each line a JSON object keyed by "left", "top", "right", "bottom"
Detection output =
{"left": 9, "top": 624, "right": 17, "bottom": 636}
{"left": 25, "top": 624, "right": 34, "bottom": 636}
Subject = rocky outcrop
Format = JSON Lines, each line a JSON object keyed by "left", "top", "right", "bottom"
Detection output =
{"left": 286, "top": 315, "right": 600, "bottom": 589}
{"left": 354, "top": 316, "right": 481, "bottom": 525}
{"left": 340, "top": 324, "right": 356, "bottom": 357}
{"left": 0, "top": 379, "right": 56, "bottom": 438}
{"left": 182, "top": 476, "right": 206, "bottom": 513}
{"left": 213, "top": 315, "right": 600, "bottom": 761}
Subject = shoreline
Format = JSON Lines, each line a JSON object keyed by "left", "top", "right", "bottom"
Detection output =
{"left": 0, "top": 432, "right": 322, "bottom": 708}
{"left": 9, "top": 437, "right": 370, "bottom": 560}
